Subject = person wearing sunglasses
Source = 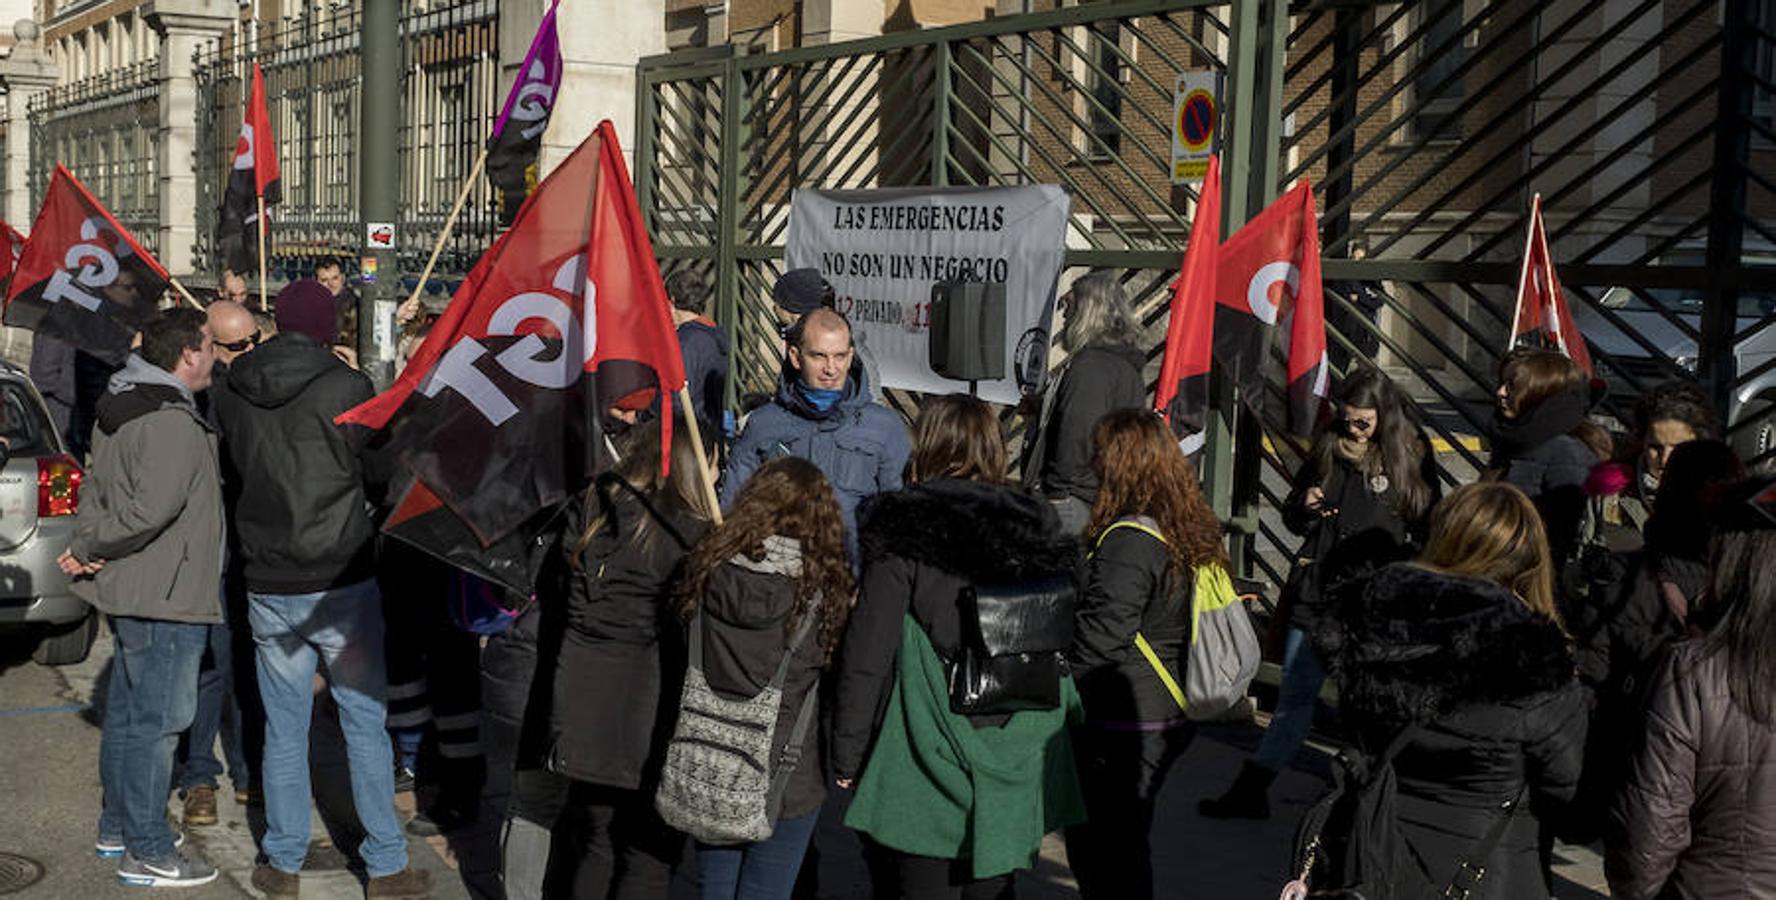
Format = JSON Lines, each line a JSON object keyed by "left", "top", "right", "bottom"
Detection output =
{"left": 207, "top": 301, "right": 261, "bottom": 366}
{"left": 1201, "top": 365, "right": 1439, "bottom": 820}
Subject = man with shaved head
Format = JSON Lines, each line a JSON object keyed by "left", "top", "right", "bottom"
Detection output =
{"left": 720, "top": 306, "right": 909, "bottom": 536}
{"left": 170, "top": 298, "right": 264, "bottom": 831}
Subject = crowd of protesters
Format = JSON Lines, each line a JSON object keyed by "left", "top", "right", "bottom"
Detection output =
{"left": 40, "top": 262, "right": 1776, "bottom": 900}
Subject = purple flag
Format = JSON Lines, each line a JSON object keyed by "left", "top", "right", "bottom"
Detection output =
{"left": 487, "top": 1, "right": 562, "bottom": 225}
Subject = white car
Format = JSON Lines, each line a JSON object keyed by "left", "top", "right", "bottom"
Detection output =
{"left": 0, "top": 361, "right": 94, "bottom": 664}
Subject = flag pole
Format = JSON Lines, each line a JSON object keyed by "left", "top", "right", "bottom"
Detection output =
{"left": 1507, "top": 193, "right": 1540, "bottom": 352}
{"left": 167, "top": 276, "right": 205, "bottom": 310}
{"left": 401, "top": 144, "right": 489, "bottom": 321}
{"left": 676, "top": 385, "right": 724, "bottom": 527}
{"left": 256, "top": 194, "right": 268, "bottom": 310}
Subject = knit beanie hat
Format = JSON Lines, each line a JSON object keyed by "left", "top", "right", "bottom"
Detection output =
{"left": 275, "top": 278, "right": 339, "bottom": 345}
{"left": 772, "top": 268, "right": 832, "bottom": 315}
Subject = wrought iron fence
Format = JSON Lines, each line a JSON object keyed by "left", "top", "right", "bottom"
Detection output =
{"left": 638, "top": 0, "right": 1775, "bottom": 589}
{"left": 27, "top": 60, "right": 161, "bottom": 254}
{"left": 192, "top": 0, "right": 498, "bottom": 287}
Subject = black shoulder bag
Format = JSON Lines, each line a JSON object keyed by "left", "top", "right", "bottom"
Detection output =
{"left": 948, "top": 573, "right": 1076, "bottom": 715}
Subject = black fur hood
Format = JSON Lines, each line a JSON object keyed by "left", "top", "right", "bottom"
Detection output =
{"left": 857, "top": 479, "right": 1075, "bottom": 584}
{"left": 1315, "top": 563, "right": 1575, "bottom": 725}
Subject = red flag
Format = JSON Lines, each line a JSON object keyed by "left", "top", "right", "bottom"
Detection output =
{"left": 1510, "top": 194, "right": 1593, "bottom": 375}
{"left": 3, "top": 165, "right": 171, "bottom": 365}
{"left": 337, "top": 121, "right": 685, "bottom": 591}
{"left": 0, "top": 222, "right": 24, "bottom": 283}
{"left": 247, "top": 63, "right": 281, "bottom": 199}
{"left": 1213, "top": 181, "right": 1329, "bottom": 438}
{"left": 1156, "top": 155, "right": 1221, "bottom": 456}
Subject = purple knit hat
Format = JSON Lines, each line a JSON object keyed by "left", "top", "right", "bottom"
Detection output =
{"left": 275, "top": 278, "right": 339, "bottom": 345}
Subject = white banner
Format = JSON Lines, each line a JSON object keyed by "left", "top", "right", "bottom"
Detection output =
{"left": 783, "top": 186, "right": 1072, "bottom": 406}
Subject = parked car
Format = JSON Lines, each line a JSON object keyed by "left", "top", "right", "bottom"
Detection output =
{"left": 0, "top": 360, "right": 93, "bottom": 665}
{"left": 1571, "top": 281, "right": 1776, "bottom": 460}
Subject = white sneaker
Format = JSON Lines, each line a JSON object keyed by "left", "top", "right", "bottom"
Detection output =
{"left": 115, "top": 851, "right": 217, "bottom": 888}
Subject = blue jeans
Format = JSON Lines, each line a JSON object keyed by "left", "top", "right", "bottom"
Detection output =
{"left": 1253, "top": 625, "right": 1327, "bottom": 773}
{"left": 696, "top": 811, "right": 820, "bottom": 900}
{"left": 97, "top": 616, "right": 209, "bottom": 860}
{"left": 177, "top": 611, "right": 250, "bottom": 792}
{"left": 248, "top": 580, "right": 406, "bottom": 877}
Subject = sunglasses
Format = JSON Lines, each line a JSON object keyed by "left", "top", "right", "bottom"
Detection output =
{"left": 1337, "top": 417, "right": 1375, "bottom": 432}
{"left": 218, "top": 330, "right": 262, "bottom": 353}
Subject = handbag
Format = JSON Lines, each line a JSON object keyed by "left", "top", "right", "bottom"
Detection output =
{"left": 948, "top": 573, "right": 1076, "bottom": 715}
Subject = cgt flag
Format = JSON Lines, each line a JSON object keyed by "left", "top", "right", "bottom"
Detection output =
{"left": 218, "top": 63, "right": 281, "bottom": 276}
{"left": 1509, "top": 194, "right": 1594, "bottom": 376}
{"left": 339, "top": 120, "right": 686, "bottom": 594}
{"left": 0, "top": 222, "right": 24, "bottom": 284}
{"left": 486, "top": 1, "right": 562, "bottom": 226}
{"left": 4, "top": 165, "right": 170, "bottom": 366}
{"left": 1156, "top": 154, "right": 1221, "bottom": 457}
{"left": 1212, "top": 181, "right": 1330, "bottom": 439}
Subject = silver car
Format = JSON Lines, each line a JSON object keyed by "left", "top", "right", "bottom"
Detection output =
{"left": 0, "top": 361, "right": 94, "bottom": 664}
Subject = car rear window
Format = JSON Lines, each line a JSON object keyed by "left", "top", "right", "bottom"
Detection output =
{"left": 0, "top": 382, "right": 55, "bottom": 458}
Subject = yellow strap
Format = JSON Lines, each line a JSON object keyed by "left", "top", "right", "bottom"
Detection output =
{"left": 1135, "top": 631, "right": 1187, "bottom": 712}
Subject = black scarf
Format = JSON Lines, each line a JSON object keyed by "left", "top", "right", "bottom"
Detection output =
{"left": 1490, "top": 388, "right": 1587, "bottom": 462}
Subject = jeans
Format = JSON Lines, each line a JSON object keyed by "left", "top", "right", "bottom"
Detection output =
{"left": 176, "top": 612, "right": 251, "bottom": 792}
{"left": 697, "top": 811, "right": 820, "bottom": 900}
{"left": 97, "top": 616, "right": 209, "bottom": 860}
{"left": 1065, "top": 724, "right": 1193, "bottom": 900}
{"left": 249, "top": 580, "right": 406, "bottom": 877}
{"left": 1253, "top": 626, "right": 1327, "bottom": 773}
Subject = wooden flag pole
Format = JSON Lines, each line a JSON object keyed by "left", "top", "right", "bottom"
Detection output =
{"left": 402, "top": 144, "right": 489, "bottom": 321}
{"left": 167, "top": 276, "right": 205, "bottom": 310}
{"left": 677, "top": 385, "right": 724, "bottom": 527}
{"left": 256, "top": 194, "right": 268, "bottom": 310}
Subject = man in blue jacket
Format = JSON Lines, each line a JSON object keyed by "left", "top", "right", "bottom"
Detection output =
{"left": 721, "top": 307, "right": 909, "bottom": 534}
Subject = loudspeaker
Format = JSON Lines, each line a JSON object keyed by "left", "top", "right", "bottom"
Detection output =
{"left": 929, "top": 281, "right": 1007, "bottom": 382}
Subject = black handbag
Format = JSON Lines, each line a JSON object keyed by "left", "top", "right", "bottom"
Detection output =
{"left": 948, "top": 573, "right": 1077, "bottom": 715}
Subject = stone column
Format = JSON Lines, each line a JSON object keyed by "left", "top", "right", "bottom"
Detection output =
{"left": 511, "top": 0, "right": 666, "bottom": 176}
{"left": 143, "top": 0, "right": 232, "bottom": 278}
{"left": 0, "top": 19, "right": 58, "bottom": 228}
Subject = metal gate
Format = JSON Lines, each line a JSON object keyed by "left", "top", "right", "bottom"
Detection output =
{"left": 28, "top": 61, "right": 161, "bottom": 254}
{"left": 636, "top": 0, "right": 1776, "bottom": 585}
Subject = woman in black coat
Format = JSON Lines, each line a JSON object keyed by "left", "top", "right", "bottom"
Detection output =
{"left": 535, "top": 419, "right": 715, "bottom": 900}
{"left": 1316, "top": 482, "right": 1587, "bottom": 899}
{"left": 1065, "top": 409, "right": 1230, "bottom": 900}
{"left": 1202, "top": 367, "right": 1437, "bottom": 821}
{"left": 833, "top": 393, "right": 1081, "bottom": 899}
{"left": 1489, "top": 348, "right": 1611, "bottom": 561}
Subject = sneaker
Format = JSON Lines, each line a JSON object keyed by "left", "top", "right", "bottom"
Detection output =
{"left": 366, "top": 866, "right": 432, "bottom": 898}
{"left": 234, "top": 781, "right": 263, "bottom": 806}
{"left": 96, "top": 827, "right": 183, "bottom": 859}
{"left": 393, "top": 763, "right": 417, "bottom": 795}
{"left": 115, "top": 851, "right": 217, "bottom": 888}
{"left": 251, "top": 863, "right": 300, "bottom": 898}
{"left": 405, "top": 799, "right": 479, "bottom": 838}
{"left": 182, "top": 785, "right": 218, "bottom": 827}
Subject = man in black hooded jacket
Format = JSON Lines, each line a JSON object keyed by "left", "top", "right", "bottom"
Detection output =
{"left": 210, "top": 279, "right": 430, "bottom": 899}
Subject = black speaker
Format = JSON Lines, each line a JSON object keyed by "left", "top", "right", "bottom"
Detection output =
{"left": 929, "top": 281, "right": 1006, "bottom": 382}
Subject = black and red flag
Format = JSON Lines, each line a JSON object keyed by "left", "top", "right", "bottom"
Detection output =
{"left": 0, "top": 222, "right": 25, "bottom": 286}
{"left": 1156, "top": 155, "right": 1221, "bottom": 457}
{"left": 218, "top": 63, "right": 281, "bottom": 276}
{"left": 1211, "top": 180, "right": 1330, "bottom": 438}
{"left": 486, "top": 1, "right": 562, "bottom": 226}
{"left": 4, "top": 165, "right": 171, "bottom": 366}
{"left": 339, "top": 120, "right": 687, "bottom": 594}
{"left": 1509, "top": 193, "right": 1593, "bottom": 375}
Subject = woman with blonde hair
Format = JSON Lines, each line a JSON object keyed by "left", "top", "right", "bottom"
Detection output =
{"left": 1314, "top": 482, "right": 1586, "bottom": 899}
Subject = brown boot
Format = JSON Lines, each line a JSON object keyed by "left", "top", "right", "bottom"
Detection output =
{"left": 366, "top": 867, "right": 432, "bottom": 899}
{"left": 182, "top": 785, "right": 218, "bottom": 827}
{"left": 251, "top": 863, "right": 300, "bottom": 898}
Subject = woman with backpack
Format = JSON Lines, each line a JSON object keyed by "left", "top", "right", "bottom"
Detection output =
{"left": 534, "top": 415, "right": 715, "bottom": 899}
{"left": 1202, "top": 367, "right": 1437, "bottom": 821}
{"left": 660, "top": 457, "right": 854, "bottom": 900}
{"left": 1064, "top": 408, "right": 1229, "bottom": 899}
{"left": 1488, "top": 348, "right": 1612, "bottom": 561}
{"left": 834, "top": 393, "right": 1085, "bottom": 899}
{"left": 1309, "top": 482, "right": 1586, "bottom": 899}
{"left": 1605, "top": 476, "right": 1776, "bottom": 899}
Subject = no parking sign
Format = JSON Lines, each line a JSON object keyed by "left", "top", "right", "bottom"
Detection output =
{"left": 1172, "top": 70, "right": 1220, "bottom": 184}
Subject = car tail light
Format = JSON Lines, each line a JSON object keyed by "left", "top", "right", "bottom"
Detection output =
{"left": 38, "top": 455, "right": 82, "bottom": 517}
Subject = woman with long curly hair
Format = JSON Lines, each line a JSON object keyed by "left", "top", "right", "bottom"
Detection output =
{"left": 836, "top": 394, "right": 1086, "bottom": 899}
{"left": 1203, "top": 366, "right": 1438, "bottom": 821}
{"left": 674, "top": 457, "right": 855, "bottom": 900}
{"left": 1314, "top": 482, "right": 1584, "bottom": 898}
{"left": 1065, "top": 408, "right": 1228, "bottom": 899}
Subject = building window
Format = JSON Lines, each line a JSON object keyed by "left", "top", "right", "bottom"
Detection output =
{"left": 1086, "top": 21, "right": 1123, "bottom": 159}
{"left": 1412, "top": 7, "right": 1467, "bottom": 141}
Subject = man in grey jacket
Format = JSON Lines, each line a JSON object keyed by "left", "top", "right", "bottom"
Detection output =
{"left": 59, "top": 306, "right": 225, "bottom": 888}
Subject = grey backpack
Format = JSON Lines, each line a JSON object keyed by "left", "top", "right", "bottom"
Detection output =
{"left": 655, "top": 612, "right": 819, "bottom": 845}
